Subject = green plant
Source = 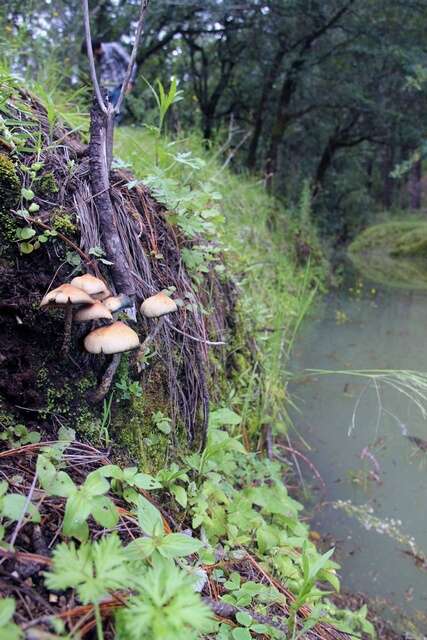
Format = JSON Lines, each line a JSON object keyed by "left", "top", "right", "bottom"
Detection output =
{"left": 152, "top": 410, "right": 172, "bottom": 435}
{"left": 115, "top": 376, "right": 143, "bottom": 401}
{"left": 37, "top": 456, "right": 118, "bottom": 540}
{"left": 45, "top": 534, "right": 130, "bottom": 640}
{"left": 0, "top": 598, "right": 22, "bottom": 640}
{"left": 0, "top": 422, "right": 40, "bottom": 447}
{"left": 115, "top": 559, "right": 213, "bottom": 640}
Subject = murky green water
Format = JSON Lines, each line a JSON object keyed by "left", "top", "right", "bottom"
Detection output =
{"left": 289, "top": 262, "right": 427, "bottom": 635}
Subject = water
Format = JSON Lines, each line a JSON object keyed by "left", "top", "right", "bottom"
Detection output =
{"left": 289, "top": 263, "right": 427, "bottom": 635}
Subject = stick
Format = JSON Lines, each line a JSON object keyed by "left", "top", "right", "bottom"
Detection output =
{"left": 114, "top": 0, "right": 150, "bottom": 115}
{"left": 82, "top": 0, "right": 107, "bottom": 114}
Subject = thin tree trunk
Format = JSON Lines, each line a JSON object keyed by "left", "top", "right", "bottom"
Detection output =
{"left": 409, "top": 156, "right": 422, "bottom": 209}
{"left": 88, "top": 94, "right": 135, "bottom": 297}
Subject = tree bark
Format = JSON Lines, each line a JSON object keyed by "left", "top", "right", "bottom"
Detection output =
{"left": 88, "top": 94, "right": 135, "bottom": 297}
{"left": 409, "top": 156, "right": 422, "bottom": 209}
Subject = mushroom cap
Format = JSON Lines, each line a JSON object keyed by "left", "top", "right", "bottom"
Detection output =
{"left": 140, "top": 293, "right": 178, "bottom": 318}
{"left": 92, "top": 288, "right": 112, "bottom": 301}
{"left": 84, "top": 321, "right": 140, "bottom": 354}
{"left": 74, "top": 301, "right": 113, "bottom": 322}
{"left": 70, "top": 274, "right": 108, "bottom": 296}
{"left": 41, "top": 284, "right": 95, "bottom": 307}
{"left": 104, "top": 294, "right": 133, "bottom": 312}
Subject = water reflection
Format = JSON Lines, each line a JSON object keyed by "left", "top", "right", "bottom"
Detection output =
{"left": 289, "top": 266, "right": 427, "bottom": 634}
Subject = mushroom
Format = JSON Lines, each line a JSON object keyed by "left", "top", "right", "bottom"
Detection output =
{"left": 84, "top": 321, "right": 139, "bottom": 354}
{"left": 140, "top": 292, "right": 178, "bottom": 318}
{"left": 70, "top": 274, "right": 109, "bottom": 299}
{"left": 74, "top": 301, "right": 113, "bottom": 323}
{"left": 40, "top": 284, "right": 95, "bottom": 355}
{"left": 84, "top": 321, "right": 140, "bottom": 402}
{"left": 137, "top": 293, "right": 178, "bottom": 372}
{"left": 103, "top": 294, "right": 133, "bottom": 313}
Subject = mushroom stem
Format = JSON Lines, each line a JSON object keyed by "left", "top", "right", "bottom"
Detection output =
{"left": 91, "top": 353, "right": 121, "bottom": 403}
{"left": 61, "top": 303, "right": 73, "bottom": 355}
{"left": 136, "top": 317, "right": 166, "bottom": 371}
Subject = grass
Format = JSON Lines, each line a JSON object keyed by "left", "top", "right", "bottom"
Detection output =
{"left": 115, "top": 125, "right": 328, "bottom": 436}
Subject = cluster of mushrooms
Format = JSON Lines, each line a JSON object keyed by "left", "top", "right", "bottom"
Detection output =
{"left": 40, "top": 273, "right": 177, "bottom": 399}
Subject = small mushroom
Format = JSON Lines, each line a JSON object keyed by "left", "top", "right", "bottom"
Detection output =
{"left": 74, "top": 301, "right": 113, "bottom": 323}
{"left": 84, "top": 321, "right": 139, "bottom": 354}
{"left": 40, "top": 284, "right": 95, "bottom": 355}
{"left": 103, "top": 294, "right": 133, "bottom": 313}
{"left": 84, "top": 321, "right": 140, "bottom": 403}
{"left": 70, "top": 274, "right": 109, "bottom": 298}
{"left": 40, "top": 284, "right": 94, "bottom": 307}
{"left": 140, "top": 292, "right": 177, "bottom": 318}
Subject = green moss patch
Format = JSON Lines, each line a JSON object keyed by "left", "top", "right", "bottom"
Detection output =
{"left": 348, "top": 220, "right": 427, "bottom": 290}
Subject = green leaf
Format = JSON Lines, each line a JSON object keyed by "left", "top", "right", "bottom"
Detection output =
{"left": 2, "top": 494, "right": 40, "bottom": 523}
{"left": 83, "top": 470, "right": 110, "bottom": 497}
{"left": 28, "top": 202, "right": 40, "bottom": 213}
{"left": 136, "top": 495, "right": 164, "bottom": 536}
{"left": 18, "top": 226, "right": 36, "bottom": 240}
{"left": 19, "top": 241, "right": 34, "bottom": 254}
{"left": 235, "top": 612, "right": 252, "bottom": 627}
{"left": 21, "top": 187, "right": 34, "bottom": 200}
{"left": 91, "top": 495, "right": 119, "bottom": 528}
{"left": 0, "top": 598, "right": 15, "bottom": 626}
{"left": 125, "top": 536, "right": 157, "bottom": 560}
{"left": 158, "top": 533, "right": 203, "bottom": 558}
{"left": 232, "top": 627, "right": 252, "bottom": 640}
{"left": 171, "top": 484, "right": 187, "bottom": 508}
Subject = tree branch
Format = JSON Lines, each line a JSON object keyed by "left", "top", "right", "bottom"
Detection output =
{"left": 114, "top": 0, "right": 150, "bottom": 115}
{"left": 82, "top": 0, "right": 107, "bottom": 114}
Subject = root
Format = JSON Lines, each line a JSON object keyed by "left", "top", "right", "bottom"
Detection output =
{"left": 90, "top": 353, "right": 121, "bottom": 403}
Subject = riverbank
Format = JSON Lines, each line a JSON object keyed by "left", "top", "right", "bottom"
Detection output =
{"left": 0, "top": 76, "right": 377, "bottom": 638}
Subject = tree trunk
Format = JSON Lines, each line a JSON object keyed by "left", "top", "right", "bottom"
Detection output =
{"left": 88, "top": 94, "right": 135, "bottom": 297}
{"left": 409, "top": 156, "right": 422, "bottom": 209}
{"left": 382, "top": 143, "right": 395, "bottom": 209}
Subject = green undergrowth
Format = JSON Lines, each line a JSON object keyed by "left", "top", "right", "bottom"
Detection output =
{"left": 0, "top": 70, "right": 374, "bottom": 638}
{"left": 348, "top": 218, "right": 427, "bottom": 290}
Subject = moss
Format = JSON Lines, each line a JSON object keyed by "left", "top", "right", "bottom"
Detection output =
{"left": 0, "top": 154, "right": 21, "bottom": 250}
{"left": 37, "top": 368, "right": 102, "bottom": 440}
{"left": 110, "top": 360, "right": 184, "bottom": 473}
{"left": 348, "top": 220, "right": 427, "bottom": 290}
{"left": 36, "top": 171, "right": 59, "bottom": 196}
{"left": 0, "top": 153, "right": 20, "bottom": 212}
{"left": 51, "top": 208, "right": 77, "bottom": 235}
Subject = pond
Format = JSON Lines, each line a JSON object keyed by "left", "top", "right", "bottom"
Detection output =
{"left": 289, "top": 260, "right": 427, "bottom": 636}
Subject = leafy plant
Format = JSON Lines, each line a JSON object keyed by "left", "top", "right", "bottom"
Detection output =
{"left": 126, "top": 495, "right": 203, "bottom": 560}
{"left": 45, "top": 534, "right": 130, "bottom": 640}
{"left": 37, "top": 456, "right": 118, "bottom": 540}
{"left": 115, "top": 559, "right": 213, "bottom": 640}
{"left": 0, "top": 598, "right": 22, "bottom": 640}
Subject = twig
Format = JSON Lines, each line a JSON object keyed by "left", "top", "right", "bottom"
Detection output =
{"left": 114, "top": 0, "right": 150, "bottom": 115}
{"left": 8, "top": 471, "right": 38, "bottom": 551}
{"left": 82, "top": 0, "right": 107, "bottom": 114}
{"left": 168, "top": 323, "right": 226, "bottom": 346}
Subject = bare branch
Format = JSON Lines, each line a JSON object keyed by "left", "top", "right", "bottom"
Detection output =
{"left": 114, "top": 0, "right": 150, "bottom": 115}
{"left": 82, "top": 0, "right": 107, "bottom": 114}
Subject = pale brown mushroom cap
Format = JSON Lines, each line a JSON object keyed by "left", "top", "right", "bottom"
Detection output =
{"left": 92, "top": 288, "right": 112, "bottom": 301}
{"left": 140, "top": 293, "right": 178, "bottom": 318}
{"left": 74, "top": 301, "right": 113, "bottom": 322}
{"left": 40, "top": 284, "right": 95, "bottom": 307}
{"left": 104, "top": 294, "right": 133, "bottom": 312}
{"left": 84, "top": 321, "right": 140, "bottom": 354}
{"left": 70, "top": 274, "right": 108, "bottom": 297}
